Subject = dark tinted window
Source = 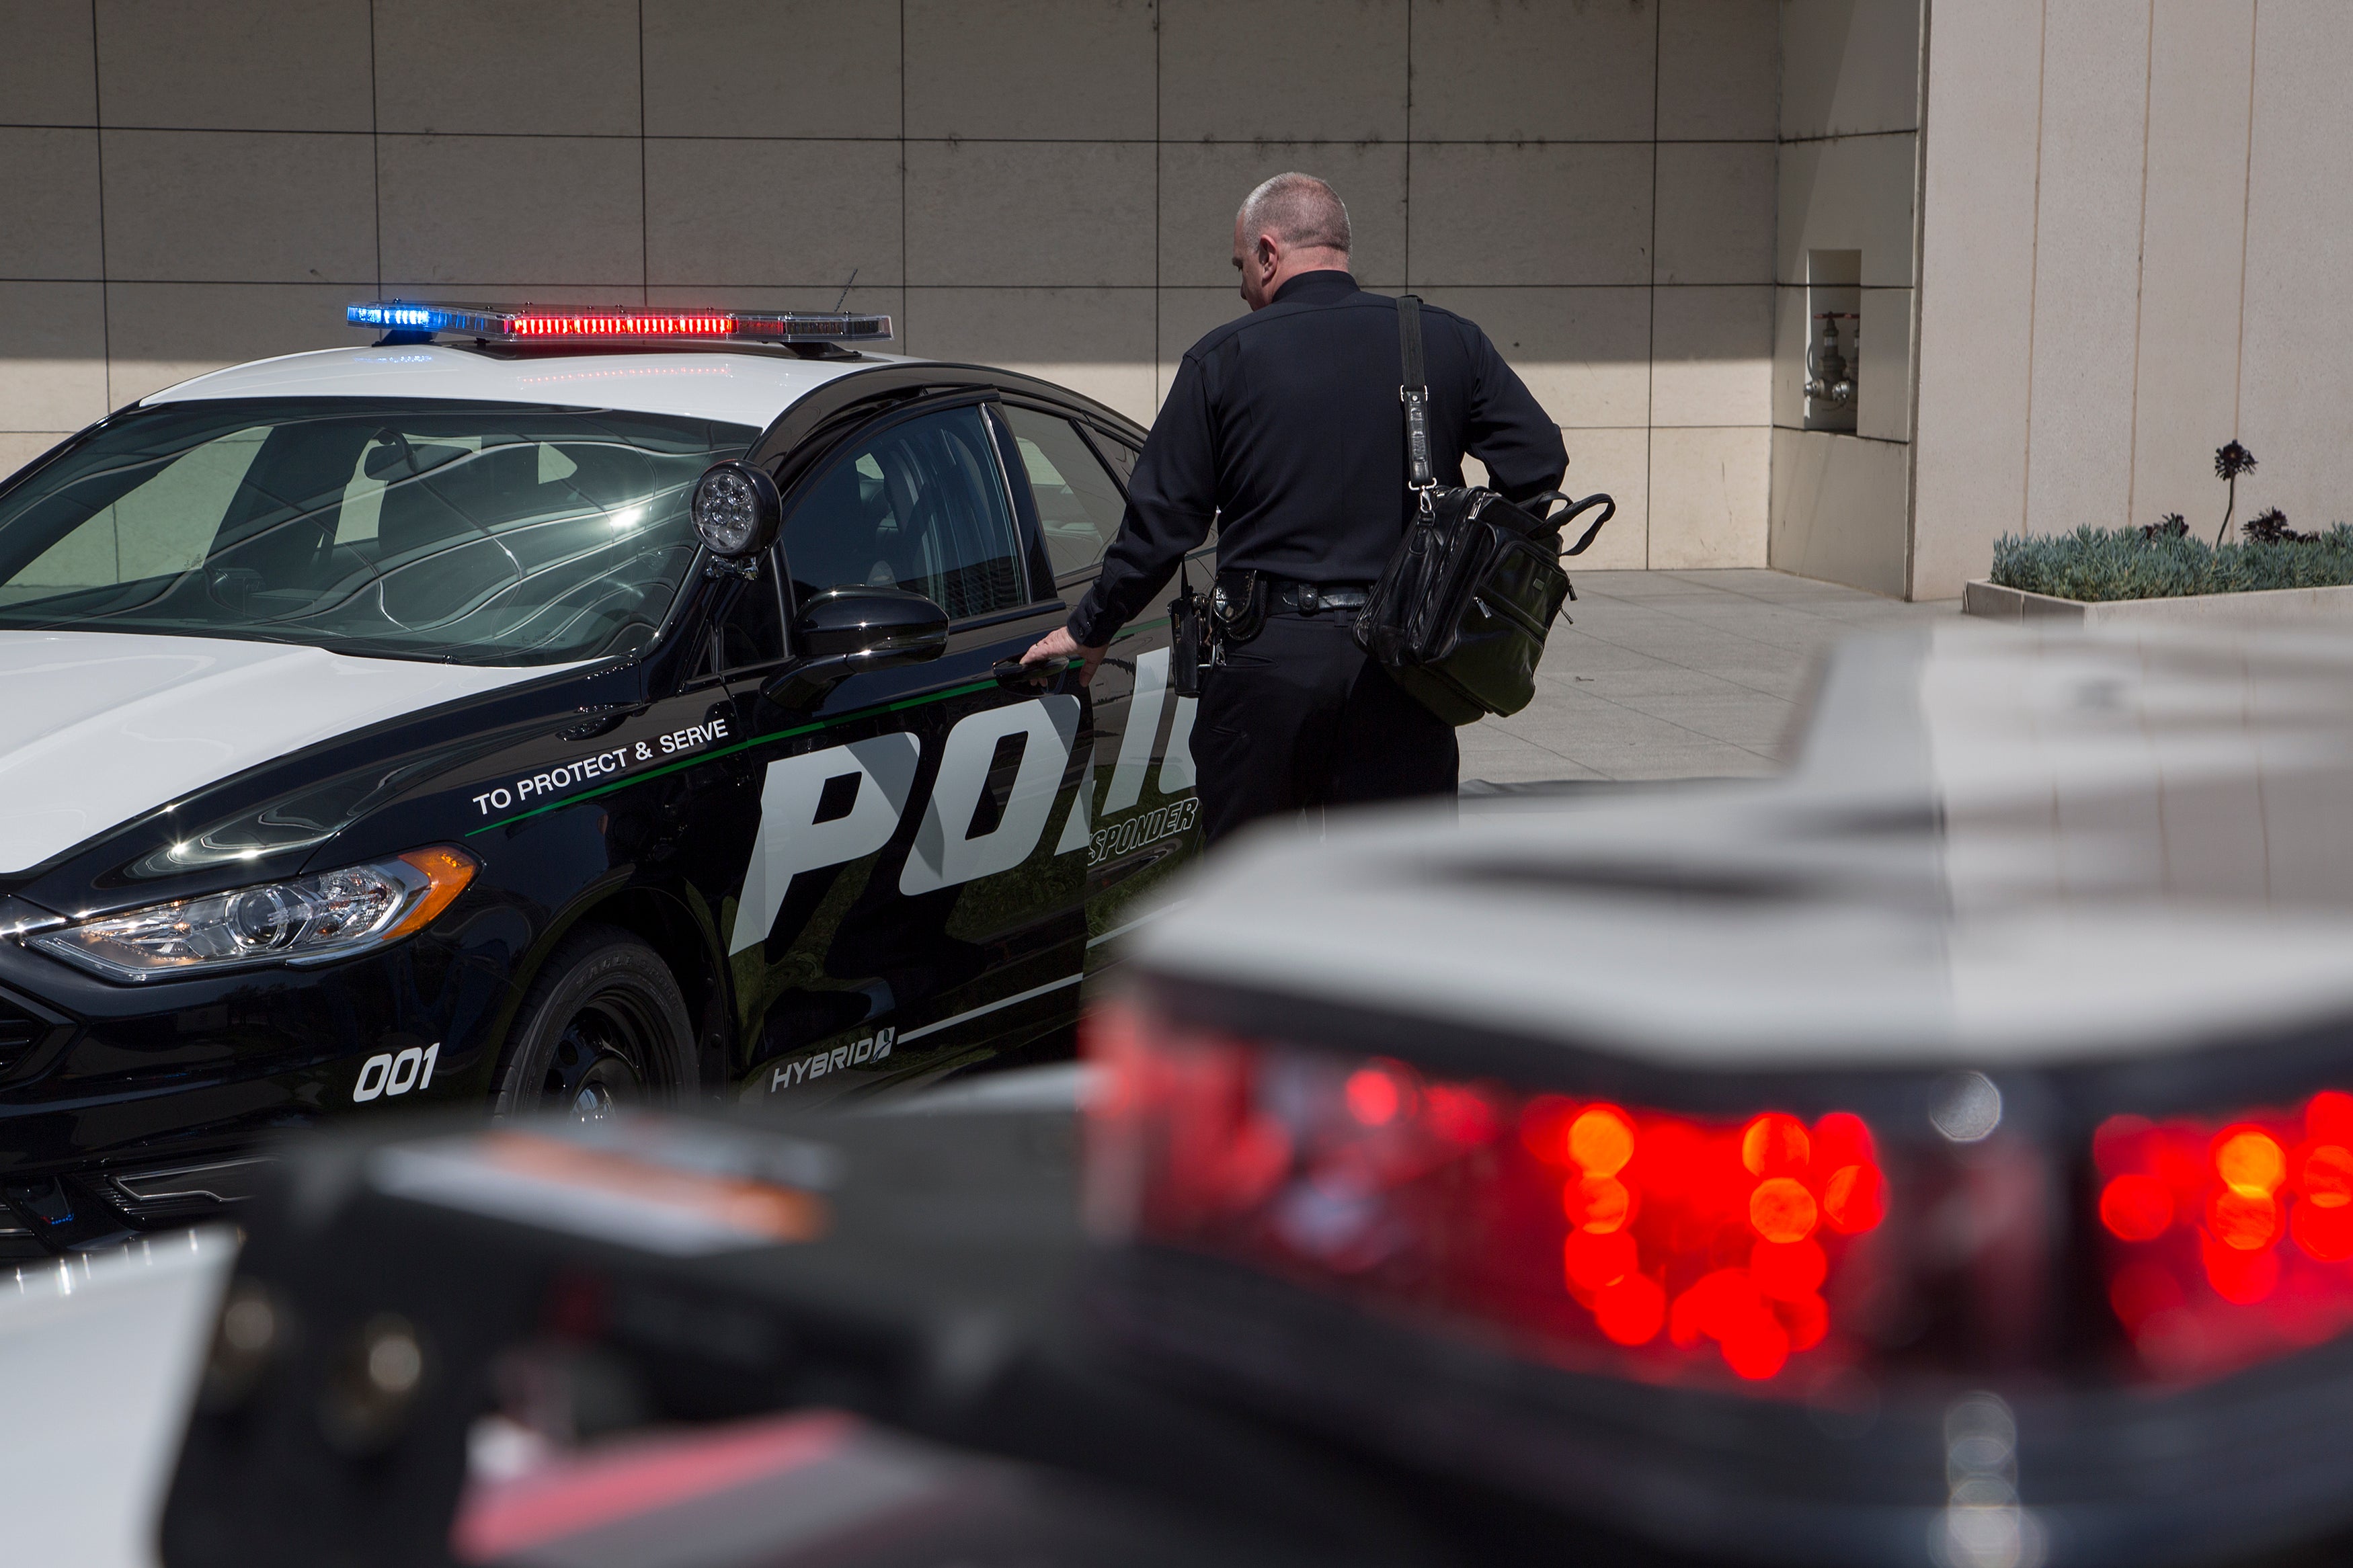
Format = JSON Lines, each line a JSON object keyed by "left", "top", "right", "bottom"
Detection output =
{"left": 0, "top": 399, "right": 755, "bottom": 665}
{"left": 1001, "top": 407, "right": 1129, "bottom": 579}
{"left": 782, "top": 406, "right": 1025, "bottom": 619}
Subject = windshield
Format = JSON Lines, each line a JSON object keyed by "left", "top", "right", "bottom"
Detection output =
{"left": 0, "top": 399, "right": 757, "bottom": 665}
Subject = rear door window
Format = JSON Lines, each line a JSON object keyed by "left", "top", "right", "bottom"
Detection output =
{"left": 998, "top": 407, "right": 1129, "bottom": 581}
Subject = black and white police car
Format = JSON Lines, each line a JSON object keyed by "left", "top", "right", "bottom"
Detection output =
{"left": 0, "top": 302, "right": 1204, "bottom": 1255}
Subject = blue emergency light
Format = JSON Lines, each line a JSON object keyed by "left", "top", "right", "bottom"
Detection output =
{"left": 346, "top": 301, "right": 893, "bottom": 345}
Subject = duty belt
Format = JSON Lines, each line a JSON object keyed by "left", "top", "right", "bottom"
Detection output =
{"left": 1269, "top": 579, "right": 1371, "bottom": 614}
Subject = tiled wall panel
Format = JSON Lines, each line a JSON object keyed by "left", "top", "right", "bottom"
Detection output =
{"left": 1, "top": 0, "right": 1786, "bottom": 570}
{"left": 1775, "top": 132, "right": 1917, "bottom": 288}
{"left": 1659, "top": 0, "right": 1780, "bottom": 141}
{"left": 101, "top": 131, "right": 377, "bottom": 283}
{"left": 1769, "top": 426, "right": 1910, "bottom": 598}
{"left": 645, "top": 140, "right": 905, "bottom": 288}
{"left": 372, "top": 0, "right": 643, "bottom": 136}
{"left": 0, "top": 130, "right": 103, "bottom": 278}
{"left": 0, "top": 282, "right": 107, "bottom": 429}
{"left": 1159, "top": 0, "right": 1408, "bottom": 142}
{"left": 1780, "top": 0, "right": 1921, "bottom": 139}
{"left": 1417, "top": 286, "right": 1653, "bottom": 429}
{"left": 1412, "top": 143, "right": 1657, "bottom": 289}
{"left": 1651, "top": 426, "right": 1771, "bottom": 569}
{"left": 2233, "top": 1, "right": 2353, "bottom": 536}
{"left": 2021, "top": 0, "right": 2149, "bottom": 538}
{"left": 641, "top": 1, "right": 902, "bottom": 138}
{"left": 904, "top": 0, "right": 1157, "bottom": 140}
{"left": 0, "top": 0, "right": 96, "bottom": 126}
{"left": 2128, "top": 1, "right": 2254, "bottom": 537}
{"left": 1767, "top": 3, "right": 1921, "bottom": 595}
{"left": 376, "top": 136, "right": 645, "bottom": 287}
{"left": 95, "top": 0, "right": 372, "bottom": 132}
{"left": 1410, "top": 0, "right": 1657, "bottom": 140}
{"left": 1911, "top": 0, "right": 2043, "bottom": 599}
{"left": 1652, "top": 287, "right": 1772, "bottom": 428}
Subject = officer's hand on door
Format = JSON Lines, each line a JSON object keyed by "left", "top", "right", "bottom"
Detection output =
{"left": 1020, "top": 626, "right": 1107, "bottom": 685}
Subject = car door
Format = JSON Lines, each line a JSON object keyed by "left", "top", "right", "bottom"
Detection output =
{"left": 993, "top": 403, "right": 1208, "bottom": 966}
{"left": 727, "top": 399, "right": 1088, "bottom": 1105}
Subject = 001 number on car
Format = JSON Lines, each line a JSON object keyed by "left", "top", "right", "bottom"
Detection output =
{"left": 353, "top": 1042, "right": 439, "bottom": 1101}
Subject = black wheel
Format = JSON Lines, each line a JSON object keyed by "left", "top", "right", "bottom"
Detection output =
{"left": 491, "top": 926, "right": 696, "bottom": 1121}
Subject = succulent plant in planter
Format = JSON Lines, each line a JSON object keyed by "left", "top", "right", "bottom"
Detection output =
{"left": 2215, "top": 440, "right": 2258, "bottom": 546}
{"left": 2142, "top": 512, "right": 2188, "bottom": 541}
{"left": 2242, "top": 507, "right": 2309, "bottom": 544}
{"left": 1993, "top": 524, "right": 2353, "bottom": 602}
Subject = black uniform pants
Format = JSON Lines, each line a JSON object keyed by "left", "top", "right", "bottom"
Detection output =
{"left": 1189, "top": 610, "right": 1459, "bottom": 845}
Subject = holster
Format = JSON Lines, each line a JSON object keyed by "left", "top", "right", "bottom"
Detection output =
{"left": 1211, "top": 569, "right": 1267, "bottom": 647}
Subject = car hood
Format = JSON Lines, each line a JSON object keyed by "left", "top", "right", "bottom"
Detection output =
{"left": 0, "top": 630, "right": 574, "bottom": 876}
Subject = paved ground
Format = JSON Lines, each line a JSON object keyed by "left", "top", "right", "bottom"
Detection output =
{"left": 1460, "top": 570, "right": 1960, "bottom": 786}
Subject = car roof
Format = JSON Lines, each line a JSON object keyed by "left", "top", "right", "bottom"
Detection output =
{"left": 1133, "top": 622, "right": 2353, "bottom": 1076}
{"left": 139, "top": 343, "right": 922, "bottom": 430}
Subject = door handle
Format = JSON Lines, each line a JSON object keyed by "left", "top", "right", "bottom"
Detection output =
{"left": 991, "top": 658, "right": 1060, "bottom": 689}
{"left": 557, "top": 703, "right": 649, "bottom": 741}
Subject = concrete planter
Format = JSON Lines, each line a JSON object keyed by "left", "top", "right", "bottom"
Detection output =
{"left": 1964, "top": 579, "right": 2353, "bottom": 627}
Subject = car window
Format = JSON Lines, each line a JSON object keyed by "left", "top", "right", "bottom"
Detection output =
{"left": 0, "top": 399, "right": 756, "bottom": 666}
{"left": 1000, "top": 407, "right": 1129, "bottom": 580}
{"left": 781, "top": 405, "right": 1026, "bottom": 620}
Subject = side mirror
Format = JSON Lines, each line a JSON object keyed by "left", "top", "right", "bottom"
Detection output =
{"left": 690, "top": 460, "right": 782, "bottom": 559}
{"left": 762, "top": 587, "right": 948, "bottom": 709}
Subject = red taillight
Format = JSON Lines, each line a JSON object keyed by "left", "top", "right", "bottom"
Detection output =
{"left": 1084, "top": 1002, "right": 1888, "bottom": 1389}
{"left": 2096, "top": 1090, "right": 2353, "bottom": 1378}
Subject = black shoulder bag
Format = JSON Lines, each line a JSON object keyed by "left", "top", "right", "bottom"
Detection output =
{"left": 1355, "top": 294, "right": 1615, "bottom": 727}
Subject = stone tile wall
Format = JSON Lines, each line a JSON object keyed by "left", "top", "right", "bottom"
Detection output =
{"left": 1913, "top": 0, "right": 2353, "bottom": 599}
{"left": 0, "top": 0, "right": 1783, "bottom": 570}
{"left": 1765, "top": 0, "right": 1921, "bottom": 601}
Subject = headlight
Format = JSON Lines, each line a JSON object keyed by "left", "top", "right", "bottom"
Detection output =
{"left": 26, "top": 847, "right": 477, "bottom": 984}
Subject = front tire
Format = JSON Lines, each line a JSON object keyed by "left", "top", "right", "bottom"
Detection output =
{"left": 491, "top": 926, "right": 696, "bottom": 1121}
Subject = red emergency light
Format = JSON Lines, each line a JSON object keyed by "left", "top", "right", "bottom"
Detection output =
{"left": 505, "top": 313, "right": 738, "bottom": 338}
{"left": 2096, "top": 1089, "right": 2353, "bottom": 1380}
{"left": 1082, "top": 1000, "right": 1890, "bottom": 1388}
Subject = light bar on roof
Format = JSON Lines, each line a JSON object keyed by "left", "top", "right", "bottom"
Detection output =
{"left": 346, "top": 301, "right": 892, "bottom": 344}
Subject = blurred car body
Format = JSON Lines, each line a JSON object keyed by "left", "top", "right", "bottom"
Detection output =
{"left": 149, "top": 621, "right": 2353, "bottom": 1567}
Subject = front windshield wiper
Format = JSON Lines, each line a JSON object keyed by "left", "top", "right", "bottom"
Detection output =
{"left": 0, "top": 618, "right": 477, "bottom": 664}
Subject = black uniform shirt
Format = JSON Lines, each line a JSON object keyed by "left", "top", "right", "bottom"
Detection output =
{"left": 1068, "top": 270, "right": 1568, "bottom": 648}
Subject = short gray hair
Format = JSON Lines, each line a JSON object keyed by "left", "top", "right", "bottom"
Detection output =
{"left": 1237, "top": 173, "right": 1352, "bottom": 253}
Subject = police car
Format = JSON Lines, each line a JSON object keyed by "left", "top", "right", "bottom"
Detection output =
{"left": 1090, "top": 623, "right": 2353, "bottom": 1566}
{"left": 0, "top": 302, "right": 1205, "bottom": 1255}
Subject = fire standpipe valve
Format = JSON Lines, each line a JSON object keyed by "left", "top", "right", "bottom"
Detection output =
{"left": 1804, "top": 312, "right": 1859, "bottom": 412}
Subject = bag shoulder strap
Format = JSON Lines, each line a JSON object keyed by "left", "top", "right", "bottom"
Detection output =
{"left": 1398, "top": 294, "right": 1434, "bottom": 495}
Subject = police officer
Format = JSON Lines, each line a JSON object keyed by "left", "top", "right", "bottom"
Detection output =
{"left": 1021, "top": 173, "right": 1569, "bottom": 844}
